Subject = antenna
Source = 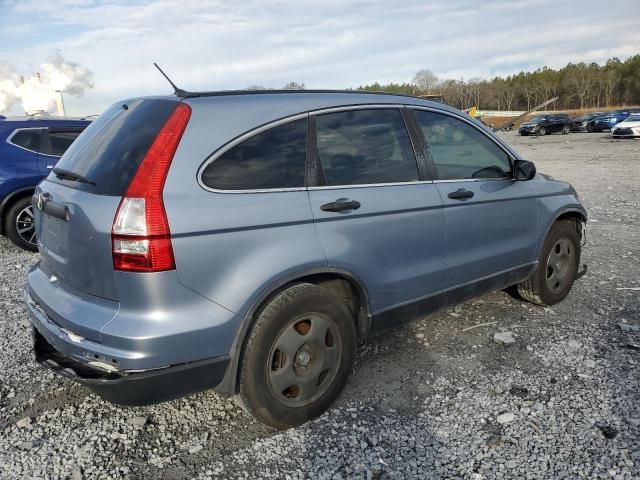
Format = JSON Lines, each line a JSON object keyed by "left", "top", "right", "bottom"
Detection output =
{"left": 153, "top": 62, "right": 190, "bottom": 97}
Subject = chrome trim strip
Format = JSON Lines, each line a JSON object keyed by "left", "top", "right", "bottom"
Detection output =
{"left": 308, "top": 180, "right": 433, "bottom": 190}
{"left": 196, "top": 102, "right": 516, "bottom": 194}
{"left": 433, "top": 178, "right": 513, "bottom": 184}
{"left": 309, "top": 103, "right": 403, "bottom": 116}
{"left": 197, "top": 104, "right": 420, "bottom": 194}
{"left": 6, "top": 127, "right": 63, "bottom": 158}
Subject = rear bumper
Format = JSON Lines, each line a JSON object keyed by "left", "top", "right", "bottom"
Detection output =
{"left": 25, "top": 262, "right": 239, "bottom": 371}
{"left": 33, "top": 327, "right": 229, "bottom": 405}
{"left": 24, "top": 263, "right": 240, "bottom": 403}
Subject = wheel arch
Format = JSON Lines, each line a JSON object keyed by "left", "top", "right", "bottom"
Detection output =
{"left": 0, "top": 187, "right": 35, "bottom": 235}
{"left": 536, "top": 208, "right": 586, "bottom": 259}
{"left": 218, "top": 267, "right": 372, "bottom": 395}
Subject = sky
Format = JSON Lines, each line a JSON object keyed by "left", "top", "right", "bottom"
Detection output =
{"left": 1, "top": 0, "right": 639, "bottom": 116}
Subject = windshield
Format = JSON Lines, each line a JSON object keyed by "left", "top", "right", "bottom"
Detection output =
{"left": 623, "top": 114, "right": 640, "bottom": 122}
{"left": 529, "top": 115, "right": 547, "bottom": 122}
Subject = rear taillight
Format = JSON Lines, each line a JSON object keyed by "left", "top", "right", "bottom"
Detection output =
{"left": 112, "top": 103, "right": 191, "bottom": 272}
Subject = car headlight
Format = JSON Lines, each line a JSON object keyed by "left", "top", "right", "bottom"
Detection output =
{"left": 609, "top": 118, "right": 617, "bottom": 123}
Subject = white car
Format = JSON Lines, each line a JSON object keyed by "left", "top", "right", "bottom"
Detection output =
{"left": 611, "top": 113, "right": 640, "bottom": 138}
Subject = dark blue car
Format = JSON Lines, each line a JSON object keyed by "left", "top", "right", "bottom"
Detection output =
{"left": 0, "top": 116, "right": 90, "bottom": 250}
{"left": 592, "top": 108, "right": 640, "bottom": 132}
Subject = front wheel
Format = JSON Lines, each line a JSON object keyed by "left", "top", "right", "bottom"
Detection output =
{"left": 5, "top": 197, "right": 38, "bottom": 252}
{"left": 587, "top": 123, "right": 594, "bottom": 133}
{"left": 537, "top": 126, "right": 546, "bottom": 136}
{"left": 562, "top": 125, "right": 570, "bottom": 134}
{"left": 239, "top": 283, "right": 356, "bottom": 429}
{"left": 517, "top": 220, "right": 581, "bottom": 306}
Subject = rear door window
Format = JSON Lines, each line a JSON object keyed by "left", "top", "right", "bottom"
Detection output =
{"left": 10, "top": 129, "right": 44, "bottom": 153}
{"left": 414, "top": 110, "right": 511, "bottom": 180}
{"left": 314, "top": 109, "right": 418, "bottom": 186}
{"left": 49, "top": 99, "right": 179, "bottom": 195}
{"left": 201, "top": 118, "right": 307, "bottom": 190}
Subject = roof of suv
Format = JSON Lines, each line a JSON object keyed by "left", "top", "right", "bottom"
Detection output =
{"left": 169, "top": 89, "right": 463, "bottom": 118}
{"left": 175, "top": 88, "right": 428, "bottom": 100}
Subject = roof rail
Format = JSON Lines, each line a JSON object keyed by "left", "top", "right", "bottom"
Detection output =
{"left": 173, "top": 88, "right": 429, "bottom": 100}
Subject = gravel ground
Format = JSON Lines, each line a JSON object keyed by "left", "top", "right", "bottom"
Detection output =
{"left": 0, "top": 132, "right": 639, "bottom": 479}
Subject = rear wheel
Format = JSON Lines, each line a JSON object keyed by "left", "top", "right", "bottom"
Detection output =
{"left": 537, "top": 126, "right": 546, "bottom": 136}
{"left": 517, "top": 220, "right": 580, "bottom": 306}
{"left": 562, "top": 125, "right": 570, "bottom": 134}
{"left": 239, "top": 283, "right": 356, "bottom": 429}
{"left": 5, "top": 197, "right": 38, "bottom": 252}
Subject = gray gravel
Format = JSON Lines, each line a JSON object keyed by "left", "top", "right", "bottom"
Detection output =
{"left": 0, "top": 132, "right": 639, "bottom": 479}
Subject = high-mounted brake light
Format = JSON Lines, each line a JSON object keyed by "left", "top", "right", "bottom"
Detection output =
{"left": 112, "top": 103, "right": 191, "bottom": 272}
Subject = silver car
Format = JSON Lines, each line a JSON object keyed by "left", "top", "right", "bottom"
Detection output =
{"left": 25, "top": 90, "right": 587, "bottom": 428}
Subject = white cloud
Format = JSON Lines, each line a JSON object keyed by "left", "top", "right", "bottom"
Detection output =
{"left": 1, "top": 0, "right": 639, "bottom": 115}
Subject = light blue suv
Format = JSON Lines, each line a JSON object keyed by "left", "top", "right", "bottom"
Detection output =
{"left": 25, "top": 91, "right": 586, "bottom": 428}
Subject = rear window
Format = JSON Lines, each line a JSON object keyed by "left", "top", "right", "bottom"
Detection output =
{"left": 48, "top": 99, "right": 178, "bottom": 195}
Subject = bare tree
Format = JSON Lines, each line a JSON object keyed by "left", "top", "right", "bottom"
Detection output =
{"left": 282, "top": 82, "right": 305, "bottom": 90}
{"left": 411, "top": 69, "right": 439, "bottom": 93}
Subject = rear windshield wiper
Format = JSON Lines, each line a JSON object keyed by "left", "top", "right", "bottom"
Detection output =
{"left": 52, "top": 168, "right": 96, "bottom": 186}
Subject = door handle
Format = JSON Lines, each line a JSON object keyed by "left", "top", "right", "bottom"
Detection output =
{"left": 447, "top": 188, "right": 474, "bottom": 200}
{"left": 321, "top": 199, "right": 361, "bottom": 212}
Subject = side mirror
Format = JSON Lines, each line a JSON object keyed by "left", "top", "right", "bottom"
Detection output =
{"left": 514, "top": 159, "right": 536, "bottom": 181}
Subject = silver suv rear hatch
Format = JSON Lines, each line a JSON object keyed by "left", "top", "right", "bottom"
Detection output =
{"left": 34, "top": 98, "right": 180, "bottom": 301}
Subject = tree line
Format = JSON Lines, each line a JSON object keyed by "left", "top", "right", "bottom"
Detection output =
{"left": 358, "top": 56, "right": 640, "bottom": 111}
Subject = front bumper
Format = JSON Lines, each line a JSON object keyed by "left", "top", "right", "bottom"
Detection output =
{"left": 611, "top": 127, "right": 640, "bottom": 138}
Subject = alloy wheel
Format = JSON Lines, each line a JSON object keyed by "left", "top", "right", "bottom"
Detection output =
{"left": 15, "top": 204, "right": 37, "bottom": 247}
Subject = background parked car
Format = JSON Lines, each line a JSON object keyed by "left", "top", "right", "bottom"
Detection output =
{"left": 0, "top": 116, "right": 90, "bottom": 250}
{"left": 611, "top": 113, "right": 640, "bottom": 138}
{"left": 570, "top": 112, "right": 604, "bottom": 132}
{"left": 592, "top": 108, "right": 640, "bottom": 132}
{"left": 518, "top": 113, "right": 572, "bottom": 136}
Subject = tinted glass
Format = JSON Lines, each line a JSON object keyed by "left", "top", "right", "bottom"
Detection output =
{"left": 49, "top": 99, "right": 178, "bottom": 195}
{"left": 315, "top": 109, "right": 418, "bottom": 186}
{"left": 414, "top": 110, "right": 511, "bottom": 180}
{"left": 202, "top": 118, "right": 307, "bottom": 190}
{"left": 11, "top": 129, "right": 42, "bottom": 152}
{"left": 48, "top": 131, "right": 82, "bottom": 156}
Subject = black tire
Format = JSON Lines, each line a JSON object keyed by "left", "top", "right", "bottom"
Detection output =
{"left": 5, "top": 197, "right": 38, "bottom": 252}
{"left": 562, "top": 125, "right": 570, "bottom": 134}
{"left": 537, "top": 126, "right": 546, "bottom": 136}
{"left": 587, "top": 123, "right": 594, "bottom": 133}
{"left": 517, "top": 220, "right": 581, "bottom": 306}
{"left": 239, "top": 283, "right": 356, "bottom": 429}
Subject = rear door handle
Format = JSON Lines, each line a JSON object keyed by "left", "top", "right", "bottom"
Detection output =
{"left": 447, "top": 188, "right": 474, "bottom": 200}
{"left": 321, "top": 199, "right": 361, "bottom": 212}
